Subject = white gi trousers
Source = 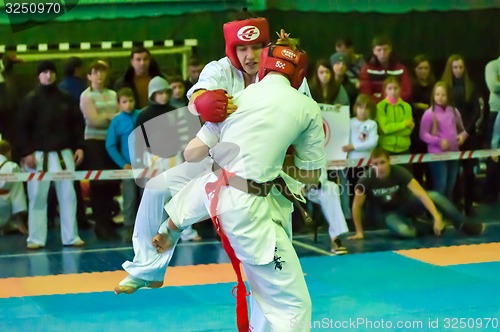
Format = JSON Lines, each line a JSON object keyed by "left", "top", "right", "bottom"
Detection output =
{"left": 305, "top": 181, "right": 349, "bottom": 239}
{"left": 166, "top": 172, "right": 311, "bottom": 332}
{"left": 122, "top": 157, "right": 212, "bottom": 281}
{"left": 0, "top": 183, "right": 27, "bottom": 228}
{"left": 26, "top": 149, "right": 81, "bottom": 246}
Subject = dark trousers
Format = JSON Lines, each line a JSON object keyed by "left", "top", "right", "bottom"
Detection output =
{"left": 83, "top": 140, "right": 120, "bottom": 231}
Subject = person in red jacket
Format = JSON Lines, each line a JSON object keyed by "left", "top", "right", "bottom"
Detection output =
{"left": 359, "top": 35, "right": 412, "bottom": 103}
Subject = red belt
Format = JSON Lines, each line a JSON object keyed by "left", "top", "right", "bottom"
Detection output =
{"left": 0, "top": 189, "right": 9, "bottom": 195}
{"left": 205, "top": 167, "right": 250, "bottom": 332}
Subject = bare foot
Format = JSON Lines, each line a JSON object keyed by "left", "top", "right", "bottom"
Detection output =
{"left": 152, "top": 233, "right": 174, "bottom": 253}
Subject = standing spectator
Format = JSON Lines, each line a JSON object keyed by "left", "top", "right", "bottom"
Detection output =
{"left": 342, "top": 94, "right": 378, "bottom": 204}
{"left": 484, "top": 52, "right": 500, "bottom": 203}
{"left": 359, "top": 35, "right": 412, "bottom": 103}
{"left": 0, "top": 140, "right": 28, "bottom": 235}
{"left": 410, "top": 54, "right": 436, "bottom": 188}
{"left": 419, "top": 81, "right": 468, "bottom": 199}
{"left": 184, "top": 57, "right": 204, "bottom": 92}
{"left": 0, "top": 51, "right": 22, "bottom": 152}
{"left": 376, "top": 77, "right": 414, "bottom": 155}
{"left": 58, "top": 57, "right": 87, "bottom": 102}
{"left": 58, "top": 56, "right": 91, "bottom": 230}
{"left": 114, "top": 47, "right": 163, "bottom": 109}
{"left": 442, "top": 54, "right": 481, "bottom": 215}
{"left": 80, "top": 60, "right": 120, "bottom": 241}
{"left": 18, "top": 60, "right": 85, "bottom": 249}
{"left": 167, "top": 75, "right": 188, "bottom": 109}
{"left": 331, "top": 52, "right": 358, "bottom": 107}
{"left": 106, "top": 88, "right": 140, "bottom": 243}
{"left": 309, "top": 59, "right": 349, "bottom": 106}
{"left": 331, "top": 37, "right": 365, "bottom": 87}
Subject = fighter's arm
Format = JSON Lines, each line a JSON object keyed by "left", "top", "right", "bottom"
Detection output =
{"left": 184, "top": 122, "right": 220, "bottom": 162}
{"left": 407, "top": 179, "right": 445, "bottom": 235}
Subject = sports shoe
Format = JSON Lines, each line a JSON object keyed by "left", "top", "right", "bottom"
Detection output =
{"left": 460, "top": 222, "right": 485, "bottom": 236}
{"left": 64, "top": 239, "right": 85, "bottom": 247}
{"left": 331, "top": 238, "right": 348, "bottom": 255}
{"left": 26, "top": 243, "right": 44, "bottom": 250}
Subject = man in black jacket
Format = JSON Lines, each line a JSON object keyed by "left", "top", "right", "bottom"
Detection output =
{"left": 18, "top": 60, "right": 85, "bottom": 249}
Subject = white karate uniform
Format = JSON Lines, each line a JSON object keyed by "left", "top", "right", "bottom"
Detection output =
{"left": 0, "top": 155, "right": 27, "bottom": 228}
{"left": 165, "top": 74, "right": 326, "bottom": 331}
{"left": 25, "top": 149, "right": 82, "bottom": 246}
{"left": 124, "top": 57, "right": 311, "bottom": 281}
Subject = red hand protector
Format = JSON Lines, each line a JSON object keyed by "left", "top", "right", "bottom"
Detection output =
{"left": 194, "top": 89, "right": 229, "bottom": 123}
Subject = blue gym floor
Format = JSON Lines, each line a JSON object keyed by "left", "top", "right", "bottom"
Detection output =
{"left": 1, "top": 202, "right": 499, "bottom": 331}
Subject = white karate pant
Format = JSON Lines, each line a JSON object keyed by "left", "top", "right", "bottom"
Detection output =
{"left": 122, "top": 157, "right": 212, "bottom": 281}
{"left": 166, "top": 172, "right": 310, "bottom": 331}
{"left": 305, "top": 181, "right": 348, "bottom": 239}
{"left": 0, "top": 175, "right": 27, "bottom": 228}
{"left": 26, "top": 150, "right": 81, "bottom": 246}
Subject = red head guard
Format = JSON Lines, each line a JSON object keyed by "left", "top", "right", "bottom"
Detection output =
{"left": 258, "top": 40, "right": 308, "bottom": 89}
{"left": 223, "top": 17, "right": 270, "bottom": 71}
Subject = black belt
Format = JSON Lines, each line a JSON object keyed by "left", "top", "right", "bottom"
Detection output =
{"left": 42, "top": 151, "right": 67, "bottom": 172}
{"left": 212, "top": 163, "right": 313, "bottom": 224}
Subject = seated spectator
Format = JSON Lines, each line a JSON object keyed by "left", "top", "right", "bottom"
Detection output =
{"left": 359, "top": 35, "right": 411, "bottom": 103}
{"left": 310, "top": 59, "right": 349, "bottom": 106}
{"left": 106, "top": 88, "right": 141, "bottom": 243}
{"left": 114, "top": 47, "right": 164, "bottom": 109}
{"left": 348, "top": 146, "right": 484, "bottom": 240}
{"left": 331, "top": 37, "right": 365, "bottom": 87}
{"left": 420, "top": 81, "right": 468, "bottom": 200}
{"left": 0, "top": 140, "right": 28, "bottom": 235}
{"left": 376, "top": 77, "right": 414, "bottom": 155}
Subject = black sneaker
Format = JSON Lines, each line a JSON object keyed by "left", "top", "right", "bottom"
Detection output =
{"left": 460, "top": 222, "right": 485, "bottom": 236}
{"left": 331, "top": 238, "right": 348, "bottom": 255}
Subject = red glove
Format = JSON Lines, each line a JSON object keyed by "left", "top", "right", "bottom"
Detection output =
{"left": 193, "top": 89, "right": 229, "bottom": 123}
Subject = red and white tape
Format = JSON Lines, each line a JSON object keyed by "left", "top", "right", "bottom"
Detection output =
{"left": 1, "top": 149, "right": 499, "bottom": 182}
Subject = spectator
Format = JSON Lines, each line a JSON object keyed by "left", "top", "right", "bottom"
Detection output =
{"left": 331, "top": 37, "right": 365, "bottom": 87}
{"left": 484, "top": 49, "right": 500, "bottom": 202}
{"left": 376, "top": 77, "right": 414, "bottom": 155}
{"left": 330, "top": 52, "right": 358, "bottom": 108}
{"left": 410, "top": 54, "right": 436, "bottom": 188}
{"left": 0, "top": 140, "right": 28, "bottom": 235}
{"left": 419, "top": 81, "right": 468, "bottom": 200}
{"left": 359, "top": 35, "right": 412, "bottom": 103}
{"left": 18, "top": 60, "right": 85, "bottom": 249}
{"left": 348, "top": 147, "right": 484, "bottom": 240}
{"left": 0, "top": 51, "right": 22, "bottom": 155}
{"left": 80, "top": 60, "right": 120, "bottom": 241}
{"left": 310, "top": 58, "right": 349, "bottom": 106}
{"left": 184, "top": 57, "right": 204, "bottom": 92}
{"left": 58, "top": 56, "right": 91, "bottom": 230}
{"left": 58, "top": 57, "right": 87, "bottom": 102}
{"left": 167, "top": 75, "right": 188, "bottom": 109}
{"left": 106, "top": 88, "right": 140, "bottom": 243}
{"left": 114, "top": 47, "right": 163, "bottom": 109}
{"left": 442, "top": 54, "right": 481, "bottom": 215}
{"left": 341, "top": 94, "right": 379, "bottom": 216}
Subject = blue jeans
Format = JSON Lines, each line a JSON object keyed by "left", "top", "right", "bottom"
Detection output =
{"left": 429, "top": 160, "right": 459, "bottom": 199}
{"left": 365, "top": 191, "right": 465, "bottom": 238}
